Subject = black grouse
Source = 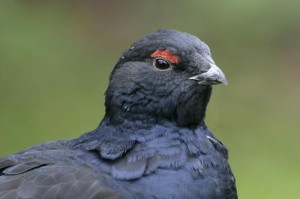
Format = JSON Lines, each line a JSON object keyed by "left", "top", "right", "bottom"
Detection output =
{"left": 0, "top": 29, "right": 237, "bottom": 199}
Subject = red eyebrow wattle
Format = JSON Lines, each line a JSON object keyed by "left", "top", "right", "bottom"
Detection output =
{"left": 150, "top": 50, "right": 179, "bottom": 64}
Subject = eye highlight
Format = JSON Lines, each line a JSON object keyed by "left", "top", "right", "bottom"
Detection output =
{"left": 153, "top": 58, "right": 172, "bottom": 70}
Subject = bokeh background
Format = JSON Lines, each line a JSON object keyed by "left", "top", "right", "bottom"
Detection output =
{"left": 0, "top": 1, "right": 299, "bottom": 198}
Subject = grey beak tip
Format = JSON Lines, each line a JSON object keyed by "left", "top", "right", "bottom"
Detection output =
{"left": 223, "top": 79, "right": 228, "bottom": 86}
{"left": 221, "top": 75, "right": 228, "bottom": 85}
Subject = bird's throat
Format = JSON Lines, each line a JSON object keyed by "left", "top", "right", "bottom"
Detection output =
{"left": 105, "top": 85, "right": 212, "bottom": 127}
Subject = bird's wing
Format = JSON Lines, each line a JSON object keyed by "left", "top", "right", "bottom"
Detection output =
{"left": 0, "top": 142, "right": 130, "bottom": 199}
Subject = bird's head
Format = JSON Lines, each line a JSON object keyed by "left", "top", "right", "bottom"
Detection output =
{"left": 105, "top": 29, "right": 227, "bottom": 126}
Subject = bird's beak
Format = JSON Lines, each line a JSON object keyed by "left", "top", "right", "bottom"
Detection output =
{"left": 189, "top": 63, "right": 228, "bottom": 85}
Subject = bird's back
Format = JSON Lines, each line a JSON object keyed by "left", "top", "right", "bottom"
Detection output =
{"left": 0, "top": 122, "right": 237, "bottom": 199}
{"left": 0, "top": 141, "right": 130, "bottom": 199}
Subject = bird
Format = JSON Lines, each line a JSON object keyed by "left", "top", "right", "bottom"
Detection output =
{"left": 0, "top": 29, "right": 237, "bottom": 199}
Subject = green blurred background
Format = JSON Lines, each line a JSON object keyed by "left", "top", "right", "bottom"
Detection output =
{"left": 0, "top": 0, "right": 299, "bottom": 198}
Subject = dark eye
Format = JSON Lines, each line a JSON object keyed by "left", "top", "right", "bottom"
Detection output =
{"left": 153, "top": 58, "right": 172, "bottom": 70}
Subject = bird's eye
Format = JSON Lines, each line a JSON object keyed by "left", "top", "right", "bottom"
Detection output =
{"left": 153, "top": 58, "right": 172, "bottom": 70}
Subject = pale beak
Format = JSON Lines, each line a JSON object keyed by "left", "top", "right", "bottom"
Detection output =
{"left": 189, "top": 63, "right": 228, "bottom": 85}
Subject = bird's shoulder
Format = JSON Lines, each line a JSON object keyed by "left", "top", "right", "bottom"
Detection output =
{"left": 72, "top": 122, "right": 237, "bottom": 199}
{"left": 0, "top": 141, "right": 130, "bottom": 199}
{"left": 0, "top": 123, "right": 235, "bottom": 199}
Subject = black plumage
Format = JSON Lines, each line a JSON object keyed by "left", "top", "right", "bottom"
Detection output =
{"left": 0, "top": 29, "right": 237, "bottom": 199}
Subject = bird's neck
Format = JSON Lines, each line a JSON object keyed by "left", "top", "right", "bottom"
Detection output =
{"left": 104, "top": 86, "right": 212, "bottom": 127}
